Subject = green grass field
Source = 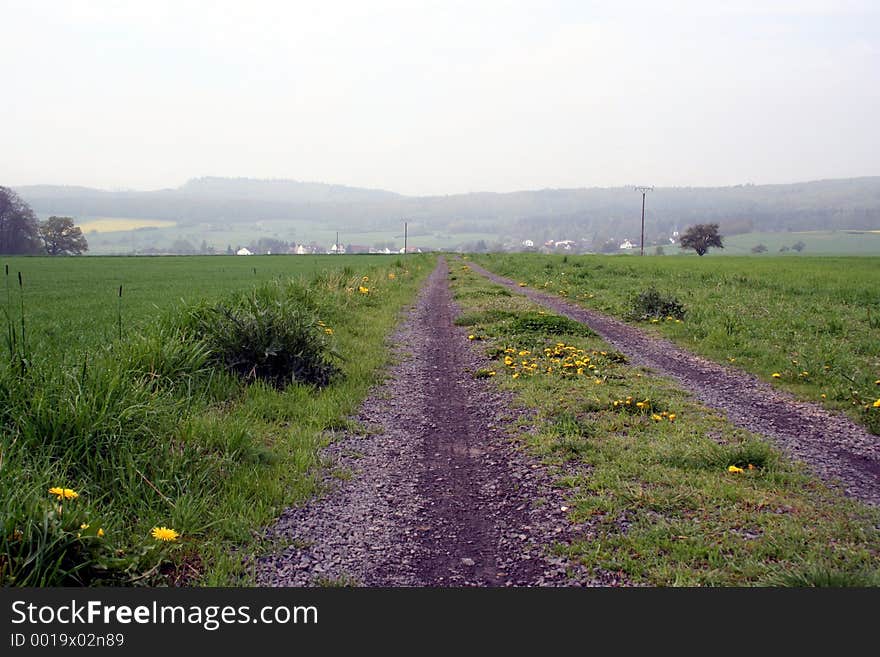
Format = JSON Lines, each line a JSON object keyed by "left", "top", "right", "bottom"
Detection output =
{"left": 2, "top": 255, "right": 410, "bottom": 356}
{"left": 450, "top": 263, "right": 880, "bottom": 585}
{"left": 0, "top": 254, "right": 433, "bottom": 585}
{"left": 719, "top": 230, "right": 880, "bottom": 256}
{"left": 473, "top": 254, "right": 880, "bottom": 434}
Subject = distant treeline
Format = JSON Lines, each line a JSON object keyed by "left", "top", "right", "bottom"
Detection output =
{"left": 16, "top": 176, "right": 880, "bottom": 240}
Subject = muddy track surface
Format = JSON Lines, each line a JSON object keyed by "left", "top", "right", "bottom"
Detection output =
{"left": 467, "top": 261, "right": 880, "bottom": 507}
{"left": 257, "top": 258, "right": 618, "bottom": 587}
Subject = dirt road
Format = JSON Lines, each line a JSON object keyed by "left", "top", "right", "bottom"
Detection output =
{"left": 467, "top": 260, "right": 880, "bottom": 507}
{"left": 257, "top": 258, "right": 614, "bottom": 586}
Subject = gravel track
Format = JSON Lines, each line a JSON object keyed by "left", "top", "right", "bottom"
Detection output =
{"left": 467, "top": 260, "right": 880, "bottom": 507}
{"left": 257, "top": 258, "right": 617, "bottom": 586}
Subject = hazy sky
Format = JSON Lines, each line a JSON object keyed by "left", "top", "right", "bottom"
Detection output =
{"left": 2, "top": 0, "right": 878, "bottom": 195}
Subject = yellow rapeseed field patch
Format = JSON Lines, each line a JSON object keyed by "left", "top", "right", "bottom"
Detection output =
{"left": 77, "top": 217, "right": 178, "bottom": 233}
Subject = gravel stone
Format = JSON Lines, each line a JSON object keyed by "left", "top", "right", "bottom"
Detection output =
{"left": 256, "top": 258, "right": 619, "bottom": 587}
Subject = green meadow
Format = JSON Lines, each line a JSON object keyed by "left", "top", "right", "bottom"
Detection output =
{"left": 473, "top": 254, "right": 880, "bottom": 434}
{"left": 3, "top": 255, "right": 409, "bottom": 355}
{"left": 0, "top": 254, "right": 433, "bottom": 586}
{"left": 720, "top": 230, "right": 880, "bottom": 256}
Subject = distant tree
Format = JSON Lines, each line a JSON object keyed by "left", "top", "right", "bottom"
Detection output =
{"left": 654, "top": 246, "right": 665, "bottom": 256}
{"left": 779, "top": 245, "right": 790, "bottom": 252}
{"left": 171, "top": 239, "right": 196, "bottom": 254}
{"left": 0, "top": 186, "right": 41, "bottom": 254}
{"left": 598, "top": 239, "right": 619, "bottom": 254}
{"left": 679, "top": 223, "right": 723, "bottom": 256}
{"left": 250, "top": 237, "right": 288, "bottom": 254}
{"left": 751, "top": 244, "right": 768, "bottom": 253}
{"left": 38, "top": 216, "right": 89, "bottom": 255}
{"left": 791, "top": 240, "right": 806, "bottom": 252}
{"left": 226, "top": 244, "right": 234, "bottom": 255}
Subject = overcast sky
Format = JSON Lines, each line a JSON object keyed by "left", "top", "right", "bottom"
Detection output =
{"left": 1, "top": 0, "right": 878, "bottom": 195}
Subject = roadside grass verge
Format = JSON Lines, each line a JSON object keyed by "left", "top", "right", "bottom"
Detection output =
{"left": 450, "top": 262, "right": 880, "bottom": 586}
{"left": 0, "top": 256, "right": 432, "bottom": 585}
{"left": 472, "top": 254, "right": 880, "bottom": 434}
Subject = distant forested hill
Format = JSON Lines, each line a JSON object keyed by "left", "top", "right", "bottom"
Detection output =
{"left": 15, "top": 176, "right": 880, "bottom": 241}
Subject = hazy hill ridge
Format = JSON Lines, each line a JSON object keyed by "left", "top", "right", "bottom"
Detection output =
{"left": 15, "top": 176, "right": 880, "bottom": 238}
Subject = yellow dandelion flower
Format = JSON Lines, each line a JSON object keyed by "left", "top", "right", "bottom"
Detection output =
{"left": 668, "top": 413, "right": 676, "bottom": 421}
{"left": 821, "top": 393, "right": 826, "bottom": 399}
{"left": 651, "top": 414, "right": 662, "bottom": 422}
{"left": 593, "top": 378, "right": 602, "bottom": 385}
{"left": 388, "top": 272, "right": 396, "bottom": 280}
{"left": 362, "top": 276, "right": 369, "bottom": 282}
{"left": 97, "top": 528, "right": 105, "bottom": 538}
{"left": 728, "top": 357, "right": 736, "bottom": 363}
{"left": 518, "top": 282, "right": 527, "bottom": 287}
{"left": 772, "top": 373, "right": 781, "bottom": 379}
{"left": 358, "top": 286, "right": 370, "bottom": 294}
{"left": 873, "top": 399, "right": 880, "bottom": 408}
{"left": 518, "top": 350, "right": 530, "bottom": 357}
{"left": 512, "top": 372, "right": 520, "bottom": 379}
{"left": 487, "top": 371, "right": 496, "bottom": 377}
{"left": 324, "top": 327, "right": 334, "bottom": 335}
{"left": 49, "top": 487, "right": 78, "bottom": 500}
{"left": 468, "top": 334, "right": 476, "bottom": 340}
{"left": 80, "top": 523, "right": 89, "bottom": 530}
{"left": 151, "top": 526, "right": 180, "bottom": 542}
{"left": 875, "top": 379, "right": 880, "bottom": 385}
{"left": 727, "top": 465, "right": 744, "bottom": 474}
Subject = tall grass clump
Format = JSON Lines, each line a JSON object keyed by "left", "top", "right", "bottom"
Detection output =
{"left": 627, "top": 287, "right": 687, "bottom": 321}
{"left": 181, "top": 280, "right": 340, "bottom": 388}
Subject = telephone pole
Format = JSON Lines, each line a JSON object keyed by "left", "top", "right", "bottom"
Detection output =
{"left": 403, "top": 221, "right": 408, "bottom": 256}
{"left": 634, "top": 186, "right": 653, "bottom": 256}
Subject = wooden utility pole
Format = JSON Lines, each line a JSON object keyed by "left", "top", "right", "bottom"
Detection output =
{"left": 635, "top": 186, "right": 653, "bottom": 256}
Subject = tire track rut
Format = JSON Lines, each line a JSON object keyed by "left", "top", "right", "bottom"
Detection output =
{"left": 466, "top": 260, "right": 880, "bottom": 507}
{"left": 257, "top": 258, "right": 613, "bottom": 586}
